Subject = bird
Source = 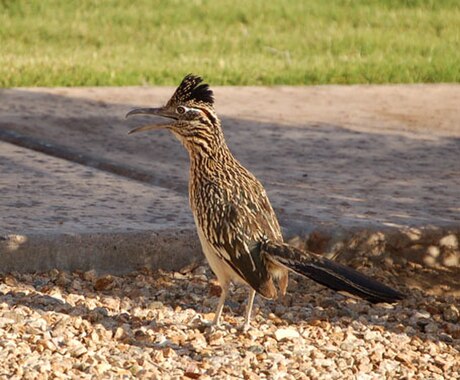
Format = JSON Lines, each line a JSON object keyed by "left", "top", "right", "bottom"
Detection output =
{"left": 126, "top": 74, "right": 404, "bottom": 331}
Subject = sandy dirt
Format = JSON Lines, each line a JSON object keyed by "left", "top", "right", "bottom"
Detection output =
{"left": 1, "top": 84, "right": 459, "bottom": 235}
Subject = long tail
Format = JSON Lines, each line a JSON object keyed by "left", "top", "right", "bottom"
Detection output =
{"left": 262, "top": 241, "right": 404, "bottom": 303}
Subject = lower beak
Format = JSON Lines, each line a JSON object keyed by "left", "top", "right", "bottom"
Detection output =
{"left": 127, "top": 123, "right": 171, "bottom": 134}
{"left": 125, "top": 107, "right": 174, "bottom": 134}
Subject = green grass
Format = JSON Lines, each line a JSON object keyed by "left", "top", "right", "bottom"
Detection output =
{"left": 1, "top": 0, "right": 459, "bottom": 86}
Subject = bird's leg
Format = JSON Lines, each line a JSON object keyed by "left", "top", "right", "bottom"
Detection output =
{"left": 213, "top": 282, "right": 229, "bottom": 326}
{"left": 242, "top": 288, "right": 256, "bottom": 332}
{"left": 278, "top": 271, "right": 289, "bottom": 306}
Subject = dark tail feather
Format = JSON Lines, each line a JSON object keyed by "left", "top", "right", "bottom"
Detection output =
{"left": 262, "top": 241, "right": 404, "bottom": 303}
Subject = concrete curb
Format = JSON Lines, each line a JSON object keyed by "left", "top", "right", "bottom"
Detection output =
{"left": 0, "top": 229, "right": 201, "bottom": 274}
{"left": 1, "top": 225, "right": 458, "bottom": 274}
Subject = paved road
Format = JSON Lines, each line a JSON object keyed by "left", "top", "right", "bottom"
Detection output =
{"left": 1, "top": 85, "right": 459, "bottom": 273}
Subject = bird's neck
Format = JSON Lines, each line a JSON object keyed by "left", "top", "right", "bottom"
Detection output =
{"left": 185, "top": 128, "right": 242, "bottom": 184}
{"left": 176, "top": 121, "right": 232, "bottom": 164}
{"left": 188, "top": 136, "right": 235, "bottom": 169}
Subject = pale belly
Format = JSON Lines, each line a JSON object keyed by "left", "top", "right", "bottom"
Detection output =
{"left": 194, "top": 215, "right": 246, "bottom": 286}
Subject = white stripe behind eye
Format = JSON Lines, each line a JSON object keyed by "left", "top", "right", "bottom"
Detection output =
{"left": 188, "top": 107, "right": 201, "bottom": 115}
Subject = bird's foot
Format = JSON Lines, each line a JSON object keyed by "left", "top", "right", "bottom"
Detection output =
{"left": 240, "top": 321, "right": 253, "bottom": 333}
{"left": 190, "top": 313, "right": 214, "bottom": 330}
{"left": 204, "top": 323, "right": 228, "bottom": 335}
{"left": 191, "top": 314, "right": 229, "bottom": 333}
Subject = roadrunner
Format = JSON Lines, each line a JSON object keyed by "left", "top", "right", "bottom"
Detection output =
{"left": 126, "top": 74, "right": 404, "bottom": 330}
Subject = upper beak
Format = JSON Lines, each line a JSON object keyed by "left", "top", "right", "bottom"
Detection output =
{"left": 125, "top": 107, "right": 175, "bottom": 134}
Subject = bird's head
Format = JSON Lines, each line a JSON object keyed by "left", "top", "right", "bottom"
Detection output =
{"left": 126, "top": 74, "right": 223, "bottom": 152}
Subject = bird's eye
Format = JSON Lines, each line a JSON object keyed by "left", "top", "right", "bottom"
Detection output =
{"left": 176, "top": 106, "right": 186, "bottom": 115}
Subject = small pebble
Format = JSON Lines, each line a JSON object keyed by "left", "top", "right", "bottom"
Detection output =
{"left": 274, "top": 327, "right": 300, "bottom": 341}
{"left": 94, "top": 275, "right": 115, "bottom": 291}
{"left": 443, "top": 304, "right": 459, "bottom": 323}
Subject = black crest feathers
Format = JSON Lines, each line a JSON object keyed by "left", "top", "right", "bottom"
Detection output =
{"left": 169, "top": 74, "right": 214, "bottom": 106}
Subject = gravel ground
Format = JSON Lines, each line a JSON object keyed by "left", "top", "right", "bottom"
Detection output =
{"left": 0, "top": 264, "right": 459, "bottom": 379}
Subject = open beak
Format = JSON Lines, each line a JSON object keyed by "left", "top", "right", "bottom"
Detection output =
{"left": 125, "top": 107, "right": 175, "bottom": 134}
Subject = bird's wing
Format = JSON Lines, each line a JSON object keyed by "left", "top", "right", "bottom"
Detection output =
{"left": 198, "top": 174, "right": 282, "bottom": 297}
